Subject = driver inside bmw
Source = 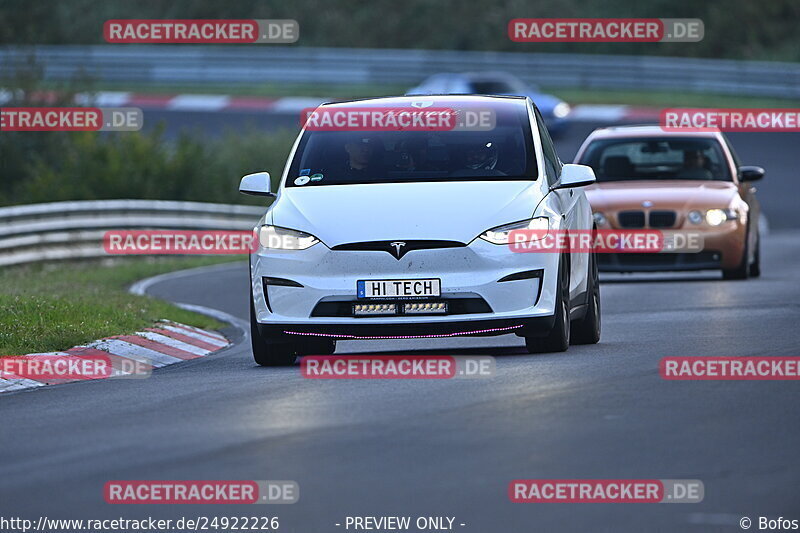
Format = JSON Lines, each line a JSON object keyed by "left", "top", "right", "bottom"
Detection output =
{"left": 676, "top": 149, "right": 713, "bottom": 180}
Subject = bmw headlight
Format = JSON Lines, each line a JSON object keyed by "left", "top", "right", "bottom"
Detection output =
{"left": 479, "top": 217, "right": 549, "bottom": 245}
{"left": 705, "top": 209, "right": 737, "bottom": 226}
{"left": 553, "top": 102, "right": 571, "bottom": 119}
{"left": 259, "top": 225, "right": 319, "bottom": 250}
{"left": 688, "top": 210, "right": 704, "bottom": 224}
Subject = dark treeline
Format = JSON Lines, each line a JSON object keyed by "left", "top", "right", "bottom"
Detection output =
{"left": 1, "top": 0, "right": 798, "bottom": 61}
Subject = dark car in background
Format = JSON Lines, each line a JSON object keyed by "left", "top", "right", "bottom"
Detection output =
{"left": 406, "top": 72, "right": 571, "bottom": 135}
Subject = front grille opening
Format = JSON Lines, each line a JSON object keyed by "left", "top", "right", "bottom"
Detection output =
{"left": 311, "top": 297, "right": 492, "bottom": 318}
{"left": 649, "top": 210, "right": 677, "bottom": 228}
{"left": 599, "top": 251, "right": 721, "bottom": 267}
{"left": 618, "top": 211, "right": 646, "bottom": 228}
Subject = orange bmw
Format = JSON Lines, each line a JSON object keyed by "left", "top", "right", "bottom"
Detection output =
{"left": 574, "top": 125, "right": 763, "bottom": 279}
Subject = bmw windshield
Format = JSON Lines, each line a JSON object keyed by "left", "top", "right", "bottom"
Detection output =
{"left": 579, "top": 137, "right": 731, "bottom": 182}
{"left": 286, "top": 99, "right": 538, "bottom": 187}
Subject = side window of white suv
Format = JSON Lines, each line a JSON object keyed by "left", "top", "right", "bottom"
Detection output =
{"left": 534, "top": 106, "right": 561, "bottom": 186}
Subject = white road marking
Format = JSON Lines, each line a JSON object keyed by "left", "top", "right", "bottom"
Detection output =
{"left": 271, "top": 97, "right": 327, "bottom": 113}
{"left": 159, "top": 325, "right": 227, "bottom": 348}
{"left": 569, "top": 104, "right": 629, "bottom": 122}
{"left": 163, "top": 322, "right": 228, "bottom": 343}
{"left": 167, "top": 94, "right": 231, "bottom": 111}
{"left": 136, "top": 331, "right": 210, "bottom": 356}
{"left": 90, "top": 339, "right": 178, "bottom": 368}
{"left": 74, "top": 91, "right": 132, "bottom": 107}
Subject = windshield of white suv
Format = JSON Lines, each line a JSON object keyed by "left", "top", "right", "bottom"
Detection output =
{"left": 286, "top": 101, "right": 537, "bottom": 187}
{"left": 578, "top": 137, "right": 731, "bottom": 182}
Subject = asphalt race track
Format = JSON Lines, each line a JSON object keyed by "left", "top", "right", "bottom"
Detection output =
{"left": 1, "top": 117, "right": 799, "bottom": 532}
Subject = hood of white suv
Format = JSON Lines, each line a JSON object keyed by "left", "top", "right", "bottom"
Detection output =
{"left": 271, "top": 180, "right": 541, "bottom": 247}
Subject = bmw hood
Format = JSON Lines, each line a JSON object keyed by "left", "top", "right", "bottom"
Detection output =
{"left": 270, "top": 181, "right": 541, "bottom": 247}
{"left": 586, "top": 180, "right": 740, "bottom": 212}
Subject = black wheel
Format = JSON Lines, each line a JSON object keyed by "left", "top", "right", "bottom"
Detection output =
{"left": 749, "top": 236, "right": 761, "bottom": 278}
{"left": 571, "top": 252, "right": 601, "bottom": 345}
{"left": 249, "top": 296, "right": 298, "bottom": 366}
{"left": 722, "top": 221, "right": 750, "bottom": 280}
{"left": 525, "top": 255, "right": 570, "bottom": 354}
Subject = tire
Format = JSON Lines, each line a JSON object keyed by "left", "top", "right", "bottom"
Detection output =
{"left": 525, "top": 255, "right": 570, "bottom": 354}
{"left": 571, "top": 252, "right": 601, "bottom": 345}
{"left": 722, "top": 221, "right": 750, "bottom": 281}
{"left": 749, "top": 236, "right": 761, "bottom": 278}
{"left": 249, "top": 296, "right": 298, "bottom": 366}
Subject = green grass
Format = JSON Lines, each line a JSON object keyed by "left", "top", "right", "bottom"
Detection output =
{"left": 38, "top": 81, "right": 411, "bottom": 100}
{"left": 48, "top": 80, "right": 800, "bottom": 108}
{"left": 0, "top": 256, "right": 242, "bottom": 356}
{"left": 547, "top": 87, "right": 800, "bottom": 108}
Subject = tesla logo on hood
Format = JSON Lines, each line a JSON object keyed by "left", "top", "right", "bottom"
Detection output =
{"left": 411, "top": 101, "right": 433, "bottom": 108}
{"left": 332, "top": 240, "right": 465, "bottom": 258}
{"left": 389, "top": 241, "right": 407, "bottom": 259}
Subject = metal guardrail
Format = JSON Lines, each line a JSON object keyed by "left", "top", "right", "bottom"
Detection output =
{"left": 0, "top": 200, "right": 266, "bottom": 267}
{"left": 2, "top": 45, "right": 800, "bottom": 98}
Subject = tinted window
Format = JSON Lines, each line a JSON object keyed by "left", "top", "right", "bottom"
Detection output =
{"left": 578, "top": 137, "right": 731, "bottom": 182}
{"left": 722, "top": 135, "right": 741, "bottom": 168}
{"left": 471, "top": 81, "right": 515, "bottom": 94}
{"left": 535, "top": 107, "right": 561, "bottom": 185}
{"left": 286, "top": 102, "right": 538, "bottom": 187}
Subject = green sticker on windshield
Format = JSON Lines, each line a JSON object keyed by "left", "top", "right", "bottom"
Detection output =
{"left": 310, "top": 173, "right": 324, "bottom": 181}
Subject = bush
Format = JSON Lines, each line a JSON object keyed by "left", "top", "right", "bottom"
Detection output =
{"left": 0, "top": 59, "right": 298, "bottom": 207}
{"left": 0, "top": 126, "right": 297, "bottom": 207}
{"left": 1, "top": 0, "right": 799, "bottom": 61}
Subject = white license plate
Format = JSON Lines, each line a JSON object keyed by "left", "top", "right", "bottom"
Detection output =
{"left": 357, "top": 279, "right": 441, "bottom": 299}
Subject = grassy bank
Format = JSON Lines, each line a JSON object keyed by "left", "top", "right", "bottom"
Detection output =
{"left": 549, "top": 88, "right": 800, "bottom": 109}
{"left": 0, "top": 127, "right": 296, "bottom": 207}
{"left": 55, "top": 81, "right": 800, "bottom": 108}
{"left": 0, "top": 257, "right": 241, "bottom": 355}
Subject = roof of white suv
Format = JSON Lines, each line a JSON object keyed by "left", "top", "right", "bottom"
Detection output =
{"left": 320, "top": 94, "right": 528, "bottom": 109}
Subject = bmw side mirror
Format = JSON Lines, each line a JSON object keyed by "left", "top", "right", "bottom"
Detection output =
{"left": 239, "top": 172, "right": 276, "bottom": 197}
{"left": 556, "top": 164, "right": 596, "bottom": 189}
{"left": 738, "top": 166, "right": 764, "bottom": 182}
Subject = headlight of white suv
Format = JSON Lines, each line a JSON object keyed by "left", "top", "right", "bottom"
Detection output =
{"left": 259, "top": 225, "right": 319, "bottom": 250}
{"left": 479, "top": 217, "right": 549, "bottom": 245}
